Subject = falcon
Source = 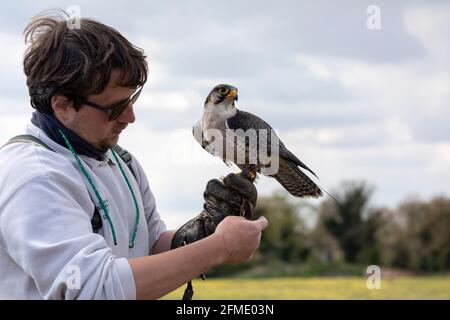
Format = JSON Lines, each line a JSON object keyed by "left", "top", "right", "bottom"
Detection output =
{"left": 193, "top": 84, "right": 322, "bottom": 198}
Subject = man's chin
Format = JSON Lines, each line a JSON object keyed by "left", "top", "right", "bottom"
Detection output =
{"left": 99, "top": 136, "right": 119, "bottom": 151}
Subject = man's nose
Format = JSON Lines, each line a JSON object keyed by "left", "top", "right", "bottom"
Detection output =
{"left": 118, "top": 103, "right": 135, "bottom": 124}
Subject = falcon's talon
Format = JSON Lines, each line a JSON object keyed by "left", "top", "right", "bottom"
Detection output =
{"left": 248, "top": 170, "right": 256, "bottom": 182}
{"left": 236, "top": 168, "right": 256, "bottom": 182}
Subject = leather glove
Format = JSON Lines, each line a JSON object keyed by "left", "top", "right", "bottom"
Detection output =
{"left": 171, "top": 172, "right": 257, "bottom": 250}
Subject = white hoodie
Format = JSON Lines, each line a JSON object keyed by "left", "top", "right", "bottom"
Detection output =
{"left": 0, "top": 124, "right": 166, "bottom": 299}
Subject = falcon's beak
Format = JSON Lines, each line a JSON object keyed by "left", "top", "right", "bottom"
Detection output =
{"left": 227, "top": 88, "right": 238, "bottom": 101}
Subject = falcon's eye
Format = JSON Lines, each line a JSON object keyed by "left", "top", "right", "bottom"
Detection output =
{"left": 218, "top": 87, "right": 229, "bottom": 95}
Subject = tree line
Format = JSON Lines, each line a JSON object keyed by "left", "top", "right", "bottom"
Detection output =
{"left": 210, "top": 181, "right": 450, "bottom": 276}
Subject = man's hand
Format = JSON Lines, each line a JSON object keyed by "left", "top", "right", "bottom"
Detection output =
{"left": 213, "top": 216, "right": 268, "bottom": 264}
{"left": 171, "top": 172, "right": 257, "bottom": 250}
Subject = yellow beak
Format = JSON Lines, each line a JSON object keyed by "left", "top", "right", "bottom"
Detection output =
{"left": 228, "top": 88, "right": 238, "bottom": 100}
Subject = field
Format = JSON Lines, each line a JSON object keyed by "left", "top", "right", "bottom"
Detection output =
{"left": 161, "top": 276, "right": 450, "bottom": 300}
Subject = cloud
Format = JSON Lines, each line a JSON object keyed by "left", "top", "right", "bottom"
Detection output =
{"left": 0, "top": 114, "right": 30, "bottom": 145}
{"left": 0, "top": 0, "right": 449, "bottom": 227}
{"left": 404, "top": 3, "right": 450, "bottom": 66}
{"left": 0, "top": 32, "right": 28, "bottom": 98}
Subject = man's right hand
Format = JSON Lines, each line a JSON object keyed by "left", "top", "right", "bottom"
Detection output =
{"left": 213, "top": 216, "right": 268, "bottom": 264}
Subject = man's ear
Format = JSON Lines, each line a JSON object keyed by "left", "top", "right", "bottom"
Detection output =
{"left": 51, "top": 95, "right": 74, "bottom": 122}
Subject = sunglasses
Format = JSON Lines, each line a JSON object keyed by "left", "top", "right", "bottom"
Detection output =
{"left": 70, "top": 87, "right": 142, "bottom": 121}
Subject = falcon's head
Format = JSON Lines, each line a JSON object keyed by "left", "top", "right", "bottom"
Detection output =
{"left": 204, "top": 84, "right": 238, "bottom": 111}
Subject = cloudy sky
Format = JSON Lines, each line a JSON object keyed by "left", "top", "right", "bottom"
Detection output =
{"left": 0, "top": 0, "right": 449, "bottom": 228}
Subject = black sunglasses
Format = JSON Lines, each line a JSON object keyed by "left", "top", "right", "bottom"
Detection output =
{"left": 70, "top": 87, "right": 142, "bottom": 121}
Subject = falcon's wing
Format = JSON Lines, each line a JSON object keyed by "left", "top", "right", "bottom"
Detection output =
{"left": 226, "top": 109, "right": 275, "bottom": 132}
{"left": 225, "top": 109, "right": 277, "bottom": 158}
{"left": 226, "top": 110, "right": 318, "bottom": 178}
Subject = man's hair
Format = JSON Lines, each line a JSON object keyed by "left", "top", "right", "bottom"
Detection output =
{"left": 23, "top": 10, "right": 148, "bottom": 114}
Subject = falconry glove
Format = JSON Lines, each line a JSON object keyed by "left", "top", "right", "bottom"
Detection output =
{"left": 171, "top": 172, "right": 257, "bottom": 250}
{"left": 170, "top": 172, "right": 257, "bottom": 300}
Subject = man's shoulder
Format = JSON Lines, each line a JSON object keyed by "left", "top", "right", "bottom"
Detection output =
{"left": 0, "top": 138, "right": 81, "bottom": 193}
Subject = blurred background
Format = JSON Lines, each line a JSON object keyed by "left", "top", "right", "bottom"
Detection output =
{"left": 0, "top": 0, "right": 449, "bottom": 299}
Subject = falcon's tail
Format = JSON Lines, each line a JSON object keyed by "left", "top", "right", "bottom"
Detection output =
{"left": 273, "top": 160, "right": 322, "bottom": 198}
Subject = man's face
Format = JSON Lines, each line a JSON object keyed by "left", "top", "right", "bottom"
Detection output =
{"left": 57, "top": 69, "right": 137, "bottom": 151}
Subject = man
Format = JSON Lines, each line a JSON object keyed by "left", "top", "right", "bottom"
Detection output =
{"left": 0, "top": 11, "right": 267, "bottom": 299}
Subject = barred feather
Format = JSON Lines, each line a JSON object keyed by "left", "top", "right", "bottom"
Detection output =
{"left": 273, "top": 159, "right": 322, "bottom": 198}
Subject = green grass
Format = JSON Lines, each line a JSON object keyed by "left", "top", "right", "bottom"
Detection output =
{"left": 161, "top": 276, "right": 450, "bottom": 300}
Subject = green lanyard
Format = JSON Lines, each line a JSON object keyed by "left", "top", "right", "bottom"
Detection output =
{"left": 58, "top": 129, "right": 140, "bottom": 248}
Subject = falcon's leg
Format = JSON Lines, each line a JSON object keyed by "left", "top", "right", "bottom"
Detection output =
{"left": 239, "top": 164, "right": 257, "bottom": 182}
{"left": 237, "top": 165, "right": 257, "bottom": 220}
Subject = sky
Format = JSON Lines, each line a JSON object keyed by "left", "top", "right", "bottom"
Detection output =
{"left": 0, "top": 0, "right": 449, "bottom": 229}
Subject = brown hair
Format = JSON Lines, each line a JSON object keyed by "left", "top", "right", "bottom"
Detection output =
{"left": 23, "top": 10, "right": 148, "bottom": 114}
